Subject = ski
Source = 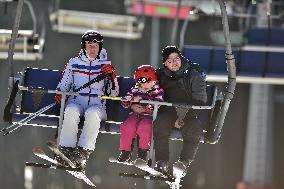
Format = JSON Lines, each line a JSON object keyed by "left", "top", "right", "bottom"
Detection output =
{"left": 134, "top": 158, "right": 183, "bottom": 188}
{"left": 171, "top": 161, "right": 187, "bottom": 189}
{"left": 25, "top": 162, "right": 81, "bottom": 171}
{"left": 173, "top": 161, "right": 187, "bottom": 179}
{"left": 46, "top": 140, "right": 77, "bottom": 168}
{"left": 134, "top": 158, "right": 170, "bottom": 178}
{"left": 116, "top": 158, "right": 181, "bottom": 189}
{"left": 119, "top": 172, "right": 174, "bottom": 182}
{"left": 108, "top": 157, "right": 134, "bottom": 166}
{"left": 33, "top": 146, "right": 58, "bottom": 164}
{"left": 32, "top": 145, "right": 96, "bottom": 187}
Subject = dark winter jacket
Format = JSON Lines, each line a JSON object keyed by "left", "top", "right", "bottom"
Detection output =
{"left": 156, "top": 57, "right": 207, "bottom": 106}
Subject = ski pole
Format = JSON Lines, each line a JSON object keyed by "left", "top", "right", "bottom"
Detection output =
{"left": 0, "top": 105, "right": 47, "bottom": 133}
{"left": 1, "top": 112, "right": 33, "bottom": 133}
{"left": 1, "top": 102, "right": 55, "bottom": 133}
{"left": 2, "top": 102, "right": 56, "bottom": 136}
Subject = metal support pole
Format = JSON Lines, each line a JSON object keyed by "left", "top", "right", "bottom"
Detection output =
{"left": 150, "top": 17, "right": 160, "bottom": 69}
{"left": 242, "top": 2, "right": 274, "bottom": 187}
{"left": 179, "top": 13, "right": 190, "bottom": 49}
{"left": 7, "top": 0, "right": 24, "bottom": 86}
{"left": 243, "top": 84, "right": 274, "bottom": 186}
{"left": 171, "top": 0, "right": 182, "bottom": 44}
{"left": 147, "top": 17, "right": 160, "bottom": 189}
{"left": 24, "top": 0, "right": 37, "bottom": 33}
{"left": 57, "top": 93, "right": 66, "bottom": 144}
{"left": 213, "top": 0, "right": 236, "bottom": 143}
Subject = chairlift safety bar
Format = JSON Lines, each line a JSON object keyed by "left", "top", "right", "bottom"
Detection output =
{"left": 18, "top": 83, "right": 217, "bottom": 110}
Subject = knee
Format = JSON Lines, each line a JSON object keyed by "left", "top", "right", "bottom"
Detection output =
{"left": 85, "top": 107, "right": 100, "bottom": 121}
{"left": 153, "top": 123, "right": 169, "bottom": 139}
{"left": 139, "top": 132, "right": 151, "bottom": 141}
{"left": 182, "top": 127, "right": 203, "bottom": 143}
{"left": 120, "top": 122, "right": 130, "bottom": 133}
{"left": 183, "top": 118, "right": 203, "bottom": 133}
{"left": 64, "top": 104, "right": 80, "bottom": 120}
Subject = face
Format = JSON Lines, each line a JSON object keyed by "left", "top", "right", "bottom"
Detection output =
{"left": 85, "top": 42, "right": 100, "bottom": 59}
{"left": 164, "top": 52, "right": 181, "bottom": 72}
{"left": 140, "top": 81, "right": 155, "bottom": 91}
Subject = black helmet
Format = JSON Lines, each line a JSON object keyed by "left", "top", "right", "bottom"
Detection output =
{"left": 81, "top": 30, "right": 103, "bottom": 58}
{"left": 161, "top": 46, "right": 182, "bottom": 63}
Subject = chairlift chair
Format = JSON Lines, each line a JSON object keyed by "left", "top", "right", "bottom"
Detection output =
{"left": 0, "top": 0, "right": 45, "bottom": 60}
{"left": 3, "top": 67, "right": 220, "bottom": 144}
{"left": 49, "top": 0, "right": 145, "bottom": 40}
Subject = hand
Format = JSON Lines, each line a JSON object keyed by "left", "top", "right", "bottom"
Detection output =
{"left": 132, "top": 96, "right": 142, "bottom": 102}
{"left": 101, "top": 64, "right": 116, "bottom": 79}
{"left": 145, "top": 104, "right": 153, "bottom": 114}
{"left": 131, "top": 104, "right": 146, "bottom": 114}
{"left": 54, "top": 94, "right": 62, "bottom": 104}
{"left": 121, "top": 96, "right": 132, "bottom": 108}
{"left": 121, "top": 96, "right": 133, "bottom": 102}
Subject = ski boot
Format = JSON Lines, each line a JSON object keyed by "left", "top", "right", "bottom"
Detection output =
{"left": 173, "top": 159, "right": 192, "bottom": 178}
{"left": 117, "top": 150, "right": 132, "bottom": 162}
{"left": 55, "top": 146, "right": 75, "bottom": 167}
{"left": 72, "top": 147, "right": 93, "bottom": 171}
{"left": 137, "top": 148, "right": 148, "bottom": 161}
{"left": 154, "top": 160, "right": 170, "bottom": 176}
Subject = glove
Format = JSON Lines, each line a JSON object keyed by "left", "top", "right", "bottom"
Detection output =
{"left": 131, "top": 104, "right": 146, "bottom": 114}
{"left": 54, "top": 94, "right": 62, "bottom": 104}
{"left": 121, "top": 96, "right": 133, "bottom": 102}
{"left": 145, "top": 104, "right": 153, "bottom": 114}
{"left": 132, "top": 96, "right": 142, "bottom": 102}
{"left": 101, "top": 64, "right": 116, "bottom": 79}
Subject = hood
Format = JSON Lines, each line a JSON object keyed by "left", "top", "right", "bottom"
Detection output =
{"left": 78, "top": 50, "right": 91, "bottom": 63}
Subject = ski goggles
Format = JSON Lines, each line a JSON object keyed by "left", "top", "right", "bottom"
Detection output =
{"left": 137, "top": 77, "right": 153, "bottom": 84}
{"left": 83, "top": 33, "right": 103, "bottom": 43}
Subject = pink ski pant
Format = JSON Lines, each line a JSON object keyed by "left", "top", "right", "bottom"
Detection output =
{"left": 119, "top": 113, "right": 153, "bottom": 151}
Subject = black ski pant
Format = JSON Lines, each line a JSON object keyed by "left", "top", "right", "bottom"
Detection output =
{"left": 153, "top": 106, "right": 203, "bottom": 161}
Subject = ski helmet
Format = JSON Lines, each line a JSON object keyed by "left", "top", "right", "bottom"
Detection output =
{"left": 162, "top": 45, "right": 182, "bottom": 63}
{"left": 81, "top": 30, "right": 103, "bottom": 58}
{"left": 134, "top": 65, "right": 157, "bottom": 83}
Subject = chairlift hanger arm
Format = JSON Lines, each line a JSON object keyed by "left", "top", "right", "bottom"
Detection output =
{"left": 7, "top": 0, "right": 24, "bottom": 81}
{"left": 207, "top": 0, "right": 236, "bottom": 143}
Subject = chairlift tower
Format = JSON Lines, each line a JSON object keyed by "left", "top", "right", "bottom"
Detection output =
{"left": 242, "top": 1, "right": 274, "bottom": 188}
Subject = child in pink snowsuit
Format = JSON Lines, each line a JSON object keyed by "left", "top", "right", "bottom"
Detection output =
{"left": 117, "top": 65, "right": 164, "bottom": 162}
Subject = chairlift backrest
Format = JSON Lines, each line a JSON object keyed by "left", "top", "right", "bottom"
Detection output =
{"left": 21, "top": 68, "right": 61, "bottom": 115}
{"left": 16, "top": 67, "right": 218, "bottom": 142}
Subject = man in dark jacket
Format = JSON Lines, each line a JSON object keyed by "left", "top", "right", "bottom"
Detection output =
{"left": 153, "top": 46, "right": 207, "bottom": 176}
